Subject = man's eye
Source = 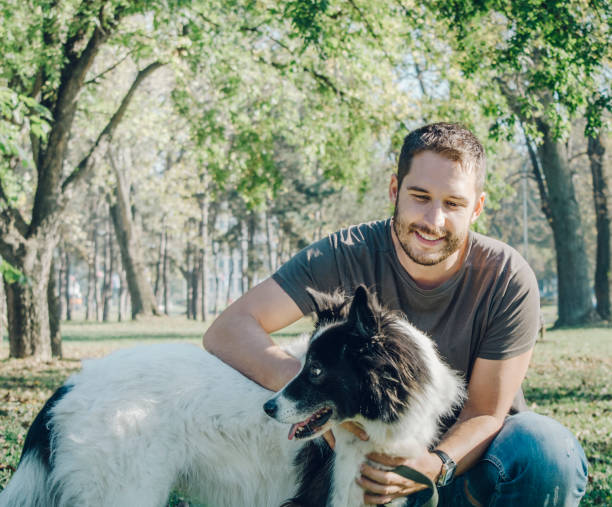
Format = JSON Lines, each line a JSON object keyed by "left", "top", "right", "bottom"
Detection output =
{"left": 446, "top": 201, "right": 464, "bottom": 208}
{"left": 413, "top": 194, "right": 429, "bottom": 201}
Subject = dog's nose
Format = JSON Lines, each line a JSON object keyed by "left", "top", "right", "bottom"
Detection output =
{"left": 263, "top": 399, "right": 277, "bottom": 417}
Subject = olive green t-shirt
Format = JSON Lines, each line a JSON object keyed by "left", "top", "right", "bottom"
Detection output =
{"left": 272, "top": 219, "right": 540, "bottom": 414}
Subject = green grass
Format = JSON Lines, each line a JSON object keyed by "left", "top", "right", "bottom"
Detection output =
{"left": 522, "top": 326, "right": 612, "bottom": 505}
{"left": 0, "top": 317, "right": 610, "bottom": 505}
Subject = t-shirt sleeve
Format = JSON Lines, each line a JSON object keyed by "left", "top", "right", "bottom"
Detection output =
{"left": 272, "top": 235, "right": 343, "bottom": 315}
{"left": 477, "top": 261, "right": 540, "bottom": 360}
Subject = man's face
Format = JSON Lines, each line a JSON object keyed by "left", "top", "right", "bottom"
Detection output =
{"left": 390, "top": 151, "right": 485, "bottom": 267}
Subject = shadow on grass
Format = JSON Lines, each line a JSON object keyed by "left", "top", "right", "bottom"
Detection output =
{"left": 61, "top": 332, "right": 204, "bottom": 342}
{"left": 524, "top": 386, "right": 612, "bottom": 404}
{"left": 0, "top": 372, "right": 73, "bottom": 392}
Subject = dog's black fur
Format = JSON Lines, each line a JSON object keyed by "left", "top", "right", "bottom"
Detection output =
{"left": 274, "top": 286, "right": 437, "bottom": 506}
{"left": 21, "top": 384, "right": 73, "bottom": 468}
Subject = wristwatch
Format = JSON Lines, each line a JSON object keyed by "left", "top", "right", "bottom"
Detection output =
{"left": 432, "top": 449, "right": 456, "bottom": 486}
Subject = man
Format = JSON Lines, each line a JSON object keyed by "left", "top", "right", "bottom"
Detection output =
{"left": 203, "top": 123, "right": 588, "bottom": 506}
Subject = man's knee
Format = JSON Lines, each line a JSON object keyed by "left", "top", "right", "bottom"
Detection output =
{"left": 483, "top": 412, "right": 588, "bottom": 504}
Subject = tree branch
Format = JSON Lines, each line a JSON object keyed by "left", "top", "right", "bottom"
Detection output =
{"left": 520, "top": 122, "right": 553, "bottom": 223}
{"left": 414, "top": 61, "right": 428, "bottom": 97}
{"left": 84, "top": 52, "right": 132, "bottom": 85}
{"left": 254, "top": 55, "right": 347, "bottom": 99}
{"left": 569, "top": 150, "right": 588, "bottom": 163}
{"left": 0, "top": 177, "right": 29, "bottom": 237}
{"left": 347, "top": 0, "right": 395, "bottom": 65}
{"left": 61, "top": 61, "right": 165, "bottom": 192}
{"left": 30, "top": 23, "right": 111, "bottom": 234}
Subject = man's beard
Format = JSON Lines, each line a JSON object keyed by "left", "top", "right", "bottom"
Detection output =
{"left": 392, "top": 206, "right": 464, "bottom": 266}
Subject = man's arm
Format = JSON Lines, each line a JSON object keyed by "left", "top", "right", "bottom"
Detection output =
{"left": 357, "top": 349, "right": 533, "bottom": 504}
{"left": 202, "top": 277, "right": 304, "bottom": 392}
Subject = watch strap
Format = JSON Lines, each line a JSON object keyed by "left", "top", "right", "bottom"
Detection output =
{"left": 431, "top": 449, "right": 452, "bottom": 464}
{"left": 431, "top": 449, "right": 456, "bottom": 486}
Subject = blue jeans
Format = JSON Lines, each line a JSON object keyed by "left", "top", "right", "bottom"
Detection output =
{"left": 405, "top": 412, "right": 588, "bottom": 507}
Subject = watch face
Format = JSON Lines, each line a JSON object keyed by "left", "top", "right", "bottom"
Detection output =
{"left": 433, "top": 450, "right": 457, "bottom": 486}
{"left": 438, "top": 462, "right": 456, "bottom": 486}
{"left": 445, "top": 464, "right": 456, "bottom": 482}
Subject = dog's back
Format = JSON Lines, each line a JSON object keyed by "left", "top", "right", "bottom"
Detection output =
{"left": 1, "top": 343, "right": 299, "bottom": 507}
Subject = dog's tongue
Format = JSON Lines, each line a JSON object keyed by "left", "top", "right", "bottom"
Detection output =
{"left": 288, "top": 421, "right": 307, "bottom": 440}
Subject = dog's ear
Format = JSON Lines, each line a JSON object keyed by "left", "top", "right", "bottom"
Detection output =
{"left": 347, "top": 285, "right": 379, "bottom": 337}
{"left": 306, "top": 287, "right": 348, "bottom": 327}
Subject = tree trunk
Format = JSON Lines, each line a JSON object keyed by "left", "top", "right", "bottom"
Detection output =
{"left": 199, "top": 195, "right": 208, "bottom": 322}
{"left": 154, "top": 218, "right": 166, "bottom": 303}
{"left": 118, "top": 268, "right": 127, "bottom": 322}
{"left": 48, "top": 258, "right": 62, "bottom": 358}
{"left": 85, "top": 233, "right": 94, "bottom": 321}
{"left": 212, "top": 241, "right": 220, "bottom": 317}
{"left": 226, "top": 247, "right": 234, "bottom": 305}
{"left": 240, "top": 220, "right": 248, "bottom": 294}
{"left": 0, "top": 278, "right": 6, "bottom": 342}
{"left": 93, "top": 229, "right": 101, "bottom": 321}
{"left": 3, "top": 238, "right": 56, "bottom": 359}
{"left": 57, "top": 247, "right": 65, "bottom": 320}
{"left": 535, "top": 118, "right": 594, "bottom": 325}
{"left": 64, "top": 250, "right": 72, "bottom": 321}
{"left": 190, "top": 253, "right": 200, "bottom": 321}
{"left": 108, "top": 153, "right": 159, "bottom": 319}
{"left": 162, "top": 229, "right": 169, "bottom": 316}
{"left": 101, "top": 217, "right": 113, "bottom": 322}
{"left": 265, "top": 210, "right": 274, "bottom": 273}
{"left": 184, "top": 245, "right": 192, "bottom": 319}
{"left": 588, "top": 132, "right": 610, "bottom": 320}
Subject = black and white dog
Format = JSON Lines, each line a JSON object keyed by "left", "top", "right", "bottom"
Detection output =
{"left": 0, "top": 286, "right": 464, "bottom": 507}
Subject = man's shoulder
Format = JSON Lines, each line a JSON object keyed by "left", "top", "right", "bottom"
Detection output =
{"left": 470, "top": 232, "right": 528, "bottom": 266}
{"left": 328, "top": 219, "right": 391, "bottom": 251}
{"left": 468, "top": 232, "right": 537, "bottom": 287}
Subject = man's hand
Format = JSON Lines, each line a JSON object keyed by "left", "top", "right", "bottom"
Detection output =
{"left": 323, "top": 421, "right": 369, "bottom": 449}
{"left": 357, "top": 451, "right": 442, "bottom": 505}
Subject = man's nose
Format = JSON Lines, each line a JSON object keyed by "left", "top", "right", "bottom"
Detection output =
{"left": 424, "top": 202, "right": 445, "bottom": 229}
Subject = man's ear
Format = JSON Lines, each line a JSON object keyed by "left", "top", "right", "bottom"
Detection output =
{"left": 471, "top": 192, "right": 486, "bottom": 224}
{"left": 389, "top": 173, "right": 399, "bottom": 203}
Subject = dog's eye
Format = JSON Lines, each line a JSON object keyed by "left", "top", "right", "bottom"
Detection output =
{"left": 309, "top": 363, "right": 323, "bottom": 379}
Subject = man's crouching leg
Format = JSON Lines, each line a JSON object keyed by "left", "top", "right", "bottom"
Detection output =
{"left": 405, "top": 411, "right": 588, "bottom": 507}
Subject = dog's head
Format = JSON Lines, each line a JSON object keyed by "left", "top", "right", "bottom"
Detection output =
{"left": 263, "top": 286, "right": 434, "bottom": 441}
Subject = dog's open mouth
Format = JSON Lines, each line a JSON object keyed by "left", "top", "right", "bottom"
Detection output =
{"left": 288, "top": 407, "right": 333, "bottom": 440}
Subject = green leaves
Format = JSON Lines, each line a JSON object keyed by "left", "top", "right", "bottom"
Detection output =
{"left": 284, "top": 0, "right": 330, "bottom": 48}
{"left": 0, "top": 259, "right": 27, "bottom": 285}
{"left": 430, "top": 0, "right": 611, "bottom": 140}
{"left": 0, "top": 87, "right": 51, "bottom": 181}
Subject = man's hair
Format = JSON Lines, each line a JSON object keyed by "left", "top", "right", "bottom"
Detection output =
{"left": 397, "top": 122, "right": 486, "bottom": 192}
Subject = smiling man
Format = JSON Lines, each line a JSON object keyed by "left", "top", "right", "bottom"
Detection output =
{"left": 203, "top": 123, "right": 588, "bottom": 506}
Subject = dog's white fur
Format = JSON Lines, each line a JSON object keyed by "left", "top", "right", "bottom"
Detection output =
{"left": 1, "top": 322, "right": 463, "bottom": 507}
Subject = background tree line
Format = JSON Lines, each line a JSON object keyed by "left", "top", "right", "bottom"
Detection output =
{"left": 0, "top": 0, "right": 609, "bottom": 359}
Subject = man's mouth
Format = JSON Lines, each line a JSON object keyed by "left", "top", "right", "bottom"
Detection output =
{"left": 414, "top": 229, "right": 446, "bottom": 245}
{"left": 288, "top": 407, "right": 333, "bottom": 440}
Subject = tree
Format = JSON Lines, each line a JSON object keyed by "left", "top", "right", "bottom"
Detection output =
{"left": 587, "top": 127, "right": 610, "bottom": 320}
{"left": 0, "top": 1, "right": 182, "bottom": 357}
{"left": 108, "top": 150, "right": 160, "bottom": 318}
{"left": 430, "top": 0, "right": 611, "bottom": 325}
